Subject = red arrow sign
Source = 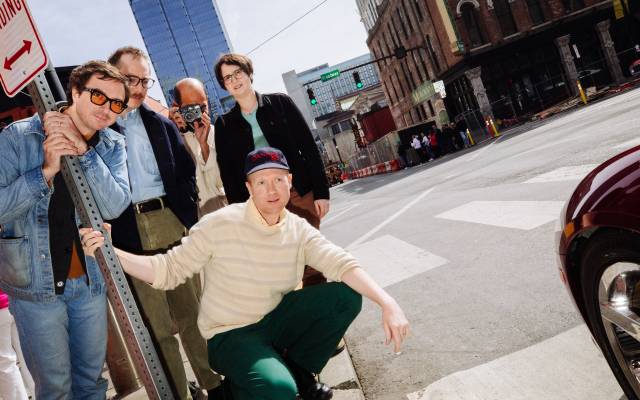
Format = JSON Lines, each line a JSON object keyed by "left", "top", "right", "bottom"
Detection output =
{"left": 4, "top": 40, "right": 32, "bottom": 71}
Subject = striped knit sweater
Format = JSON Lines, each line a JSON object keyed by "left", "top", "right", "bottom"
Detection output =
{"left": 150, "top": 199, "right": 358, "bottom": 339}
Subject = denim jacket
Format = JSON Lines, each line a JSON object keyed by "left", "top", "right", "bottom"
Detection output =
{"left": 0, "top": 114, "right": 131, "bottom": 302}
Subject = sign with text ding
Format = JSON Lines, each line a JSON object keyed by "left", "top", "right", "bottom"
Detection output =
{"left": 0, "top": 0, "right": 48, "bottom": 97}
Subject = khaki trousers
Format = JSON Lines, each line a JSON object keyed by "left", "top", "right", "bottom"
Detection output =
{"left": 133, "top": 207, "right": 220, "bottom": 398}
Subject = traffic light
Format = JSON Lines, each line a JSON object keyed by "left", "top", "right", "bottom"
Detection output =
{"left": 307, "top": 87, "right": 317, "bottom": 105}
{"left": 353, "top": 72, "right": 363, "bottom": 89}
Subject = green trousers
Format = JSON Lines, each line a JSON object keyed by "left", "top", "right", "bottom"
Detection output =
{"left": 207, "top": 282, "right": 362, "bottom": 400}
{"left": 134, "top": 207, "right": 221, "bottom": 399}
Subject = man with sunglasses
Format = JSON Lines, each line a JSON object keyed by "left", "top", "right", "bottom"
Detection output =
{"left": 169, "top": 78, "right": 226, "bottom": 216}
{"left": 0, "top": 60, "right": 131, "bottom": 399}
{"left": 106, "top": 47, "right": 220, "bottom": 399}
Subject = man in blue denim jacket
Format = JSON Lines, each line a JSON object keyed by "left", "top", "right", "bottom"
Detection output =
{"left": 0, "top": 60, "right": 131, "bottom": 399}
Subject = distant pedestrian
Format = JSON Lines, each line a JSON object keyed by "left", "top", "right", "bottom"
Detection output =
{"left": 397, "top": 141, "right": 409, "bottom": 168}
{"left": 411, "top": 134, "right": 425, "bottom": 163}
{"left": 429, "top": 128, "right": 440, "bottom": 158}
{"left": 421, "top": 133, "right": 434, "bottom": 161}
{"left": 0, "top": 289, "right": 32, "bottom": 400}
{"left": 456, "top": 117, "right": 470, "bottom": 148}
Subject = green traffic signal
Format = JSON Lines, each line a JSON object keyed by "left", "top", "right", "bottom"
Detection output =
{"left": 307, "top": 87, "right": 317, "bottom": 106}
{"left": 352, "top": 71, "right": 363, "bottom": 89}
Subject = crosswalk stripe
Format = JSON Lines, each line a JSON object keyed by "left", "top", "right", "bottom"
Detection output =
{"left": 349, "top": 234, "right": 448, "bottom": 288}
{"left": 435, "top": 201, "right": 564, "bottom": 230}
{"left": 524, "top": 165, "right": 598, "bottom": 183}
{"left": 406, "top": 325, "right": 622, "bottom": 400}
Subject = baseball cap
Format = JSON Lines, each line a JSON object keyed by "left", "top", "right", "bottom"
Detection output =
{"left": 245, "top": 147, "right": 290, "bottom": 176}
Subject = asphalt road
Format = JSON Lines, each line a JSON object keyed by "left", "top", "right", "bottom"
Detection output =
{"left": 322, "top": 87, "right": 640, "bottom": 400}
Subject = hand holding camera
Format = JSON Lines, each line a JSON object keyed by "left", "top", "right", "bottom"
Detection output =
{"left": 170, "top": 103, "right": 211, "bottom": 162}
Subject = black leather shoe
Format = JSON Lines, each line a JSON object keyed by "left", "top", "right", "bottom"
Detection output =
{"left": 207, "top": 382, "right": 229, "bottom": 400}
{"left": 285, "top": 358, "right": 333, "bottom": 400}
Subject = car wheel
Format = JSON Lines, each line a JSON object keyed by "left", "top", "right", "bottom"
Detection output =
{"left": 581, "top": 230, "right": 640, "bottom": 400}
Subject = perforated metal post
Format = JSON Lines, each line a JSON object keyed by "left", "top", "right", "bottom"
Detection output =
{"left": 26, "top": 71, "right": 173, "bottom": 399}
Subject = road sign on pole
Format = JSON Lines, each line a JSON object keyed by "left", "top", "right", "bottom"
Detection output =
{"left": 0, "top": 0, "right": 48, "bottom": 97}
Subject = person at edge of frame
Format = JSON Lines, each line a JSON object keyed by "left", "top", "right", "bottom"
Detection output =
{"left": 80, "top": 146, "right": 410, "bottom": 400}
{"left": 0, "top": 60, "right": 131, "bottom": 399}
{"left": 213, "top": 53, "right": 330, "bottom": 287}
{"left": 106, "top": 46, "right": 222, "bottom": 399}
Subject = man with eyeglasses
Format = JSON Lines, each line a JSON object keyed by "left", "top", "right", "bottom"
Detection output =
{"left": 214, "top": 53, "right": 331, "bottom": 288}
{"left": 0, "top": 60, "right": 131, "bottom": 399}
{"left": 169, "top": 78, "right": 226, "bottom": 216}
{"left": 106, "top": 47, "right": 220, "bottom": 399}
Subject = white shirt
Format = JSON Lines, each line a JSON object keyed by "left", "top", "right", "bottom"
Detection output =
{"left": 181, "top": 126, "right": 226, "bottom": 216}
{"left": 411, "top": 137, "right": 422, "bottom": 150}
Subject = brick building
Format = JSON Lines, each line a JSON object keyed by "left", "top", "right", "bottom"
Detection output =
{"left": 358, "top": 0, "right": 640, "bottom": 135}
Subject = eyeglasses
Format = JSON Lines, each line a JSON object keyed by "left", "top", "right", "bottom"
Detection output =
{"left": 83, "top": 88, "right": 128, "bottom": 114}
{"left": 222, "top": 69, "right": 245, "bottom": 85}
{"left": 126, "top": 75, "right": 155, "bottom": 89}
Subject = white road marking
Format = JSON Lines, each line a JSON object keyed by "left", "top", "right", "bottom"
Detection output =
{"left": 347, "top": 187, "right": 436, "bottom": 249}
{"left": 614, "top": 137, "right": 640, "bottom": 150}
{"left": 466, "top": 137, "right": 502, "bottom": 162}
{"left": 524, "top": 164, "right": 598, "bottom": 183}
{"left": 406, "top": 325, "right": 622, "bottom": 400}
{"left": 323, "top": 203, "right": 360, "bottom": 225}
{"left": 435, "top": 201, "right": 565, "bottom": 230}
{"left": 348, "top": 235, "right": 448, "bottom": 288}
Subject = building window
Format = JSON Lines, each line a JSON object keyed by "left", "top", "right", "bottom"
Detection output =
{"left": 525, "top": 0, "right": 545, "bottom": 25}
{"left": 400, "top": 63, "right": 414, "bottom": 91}
{"left": 461, "top": 3, "right": 485, "bottom": 48}
{"left": 426, "top": 36, "right": 441, "bottom": 72}
{"left": 562, "top": 0, "right": 585, "bottom": 12}
{"left": 401, "top": 0, "right": 414, "bottom": 34}
{"left": 413, "top": 0, "right": 424, "bottom": 21}
{"left": 395, "top": 9, "right": 409, "bottom": 39}
{"left": 427, "top": 99, "right": 434, "bottom": 116}
{"left": 331, "top": 124, "right": 341, "bottom": 135}
{"left": 387, "top": 23, "right": 399, "bottom": 48}
{"left": 419, "top": 48, "right": 431, "bottom": 80}
{"left": 494, "top": 0, "right": 517, "bottom": 37}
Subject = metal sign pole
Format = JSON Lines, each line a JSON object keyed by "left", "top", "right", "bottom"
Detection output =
{"left": 25, "top": 71, "right": 174, "bottom": 400}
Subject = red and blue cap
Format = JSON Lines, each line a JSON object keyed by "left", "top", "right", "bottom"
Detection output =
{"left": 245, "top": 147, "right": 290, "bottom": 176}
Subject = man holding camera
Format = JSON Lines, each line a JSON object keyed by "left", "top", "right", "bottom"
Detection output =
{"left": 169, "top": 78, "right": 226, "bottom": 216}
{"left": 106, "top": 47, "right": 220, "bottom": 399}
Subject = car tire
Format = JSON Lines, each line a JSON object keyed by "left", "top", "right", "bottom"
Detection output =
{"left": 581, "top": 230, "right": 640, "bottom": 400}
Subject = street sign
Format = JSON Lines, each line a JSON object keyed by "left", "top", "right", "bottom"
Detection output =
{"left": 434, "top": 80, "right": 446, "bottom": 98}
{"left": 321, "top": 69, "right": 340, "bottom": 82}
{"left": 0, "top": 0, "right": 48, "bottom": 97}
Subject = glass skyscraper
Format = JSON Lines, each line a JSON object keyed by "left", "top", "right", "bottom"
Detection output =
{"left": 129, "top": 0, "right": 234, "bottom": 117}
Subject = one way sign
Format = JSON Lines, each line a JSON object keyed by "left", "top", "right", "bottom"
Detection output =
{"left": 0, "top": 0, "right": 48, "bottom": 97}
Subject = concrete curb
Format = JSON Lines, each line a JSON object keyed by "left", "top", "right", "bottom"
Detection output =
{"left": 319, "top": 343, "right": 365, "bottom": 400}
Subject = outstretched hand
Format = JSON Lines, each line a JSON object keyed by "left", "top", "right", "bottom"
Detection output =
{"left": 381, "top": 300, "right": 410, "bottom": 353}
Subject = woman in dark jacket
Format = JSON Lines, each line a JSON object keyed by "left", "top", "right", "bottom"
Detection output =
{"left": 213, "top": 53, "right": 330, "bottom": 286}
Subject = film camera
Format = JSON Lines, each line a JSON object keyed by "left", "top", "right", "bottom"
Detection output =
{"left": 179, "top": 104, "right": 203, "bottom": 131}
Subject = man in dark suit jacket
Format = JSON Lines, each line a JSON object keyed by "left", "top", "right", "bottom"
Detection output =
{"left": 106, "top": 47, "right": 220, "bottom": 399}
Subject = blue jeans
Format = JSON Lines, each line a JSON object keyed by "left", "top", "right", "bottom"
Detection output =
{"left": 9, "top": 278, "right": 108, "bottom": 400}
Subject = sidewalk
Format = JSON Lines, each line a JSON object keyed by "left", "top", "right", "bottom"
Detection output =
{"left": 104, "top": 336, "right": 366, "bottom": 399}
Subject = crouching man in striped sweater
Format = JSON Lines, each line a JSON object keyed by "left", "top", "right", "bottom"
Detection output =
{"left": 80, "top": 147, "right": 409, "bottom": 400}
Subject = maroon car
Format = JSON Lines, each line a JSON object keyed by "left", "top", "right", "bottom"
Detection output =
{"left": 557, "top": 144, "right": 640, "bottom": 399}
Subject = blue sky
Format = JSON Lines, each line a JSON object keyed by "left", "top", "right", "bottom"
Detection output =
{"left": 27, "top": 0, "right": 370, "bottom": 104}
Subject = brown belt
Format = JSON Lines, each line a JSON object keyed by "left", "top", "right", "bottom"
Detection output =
{"left": 134, "top": 196, "right": 167, "bottom": 214}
